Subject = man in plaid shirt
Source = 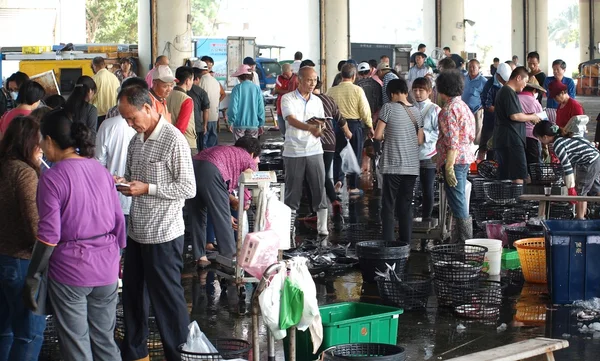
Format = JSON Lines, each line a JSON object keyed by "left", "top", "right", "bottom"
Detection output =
{"left": 116, "top": 85, "right": 196, "bottom": 361}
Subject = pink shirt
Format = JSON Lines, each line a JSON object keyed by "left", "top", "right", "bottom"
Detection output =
{"left": 145, "top": 68, "right": 155, "bottom": 88}
{"left": 436, "top": 96, "right": 476, "bottom": 167}
{"left": 517, "top": 91, "right": 543, "bottom": 139}
{"left": 0, "top": 108, "right": 32, "bottom": 135}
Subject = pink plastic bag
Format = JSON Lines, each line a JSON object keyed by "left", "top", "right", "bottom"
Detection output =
{"left": 240, "top": 230, "right": 280, "bottom": 279}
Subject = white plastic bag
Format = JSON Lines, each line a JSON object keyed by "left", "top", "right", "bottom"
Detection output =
{"left": 182, "top": 321, "right": 218, "bottom": 353}
{"left": 264, "top": 190, "right": 292, "bottom": 250}
{"left": 258, "top": 262, "right": 287, "bottom": 340}
{"left": 340, "top": 140, "right": 361, "bottom": 174}
{"left": 289, "top": 257, "right": 323, "bottom": 353}
{"left": 240, "top": 210, "right": 249, "bottom": 242}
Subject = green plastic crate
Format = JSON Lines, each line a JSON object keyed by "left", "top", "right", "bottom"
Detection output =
{"left": 283, "top": 302, "right": 403, "bottom": 361}
{"left": 502, "top": 248, "right": 521, "bottom": 270}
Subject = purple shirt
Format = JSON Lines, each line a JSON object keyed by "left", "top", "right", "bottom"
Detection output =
{"left": 195, "top": 146, "right": 257, "bottom": 194}
{"left": 517, "top": 92, "right": 543, "bottom": 139}
{"left": 37, "top": 158, "right": 126, "bottom": 287}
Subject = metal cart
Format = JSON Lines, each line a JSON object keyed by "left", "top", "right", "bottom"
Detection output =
{"left": 214, "top": 171, "right": 285, "bottom": 297}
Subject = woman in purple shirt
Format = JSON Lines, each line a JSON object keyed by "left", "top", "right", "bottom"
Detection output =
{"left": 24, "top": 109, "right": 126, "bottom": 361}
{"left": 188, "top": 136, "right": 260, "bottom": 265}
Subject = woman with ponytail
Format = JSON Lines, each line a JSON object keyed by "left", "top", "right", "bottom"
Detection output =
{"left": 64, "top": 76, "right": 98, "bottom": 136}
{"left": 23, "top": 109, "right": 125, "bottom": 360}
{"left": 533, "top": 121, "right": 600, "bottom": 219}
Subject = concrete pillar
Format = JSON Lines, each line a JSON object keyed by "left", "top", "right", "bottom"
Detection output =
{"left": 533, "top": 0, "right": 549, "bottom": 73}
{"left": 440, "top": 0, "right": 465, "bottom": 55}
{"left": 138, "top": 0, "right": 152, "bottom": 76}
{"left": 423, "top": 0, "right": 437, "bottom": 51}
{"left": 511, "top": 0, "right": 525, "bottom": 62}
{"left": 581, "top": 0, "right": 591, "bottom": 62}
{"left": 156, "top": 0, "right": 194, "bottom": 69}
{"left": 324, "top": 0, "right": 349, "bottom": 88}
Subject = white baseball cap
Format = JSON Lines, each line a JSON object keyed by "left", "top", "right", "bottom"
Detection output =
{"left": 153, "top": 65, "right": 176, "bottom": 83}
{"left": 357, "top": 62, "right": 370, "bottom": 72}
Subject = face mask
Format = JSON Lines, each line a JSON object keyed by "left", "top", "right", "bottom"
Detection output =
{"left": 10, "top": 92, "right": 18, "bottom": 101}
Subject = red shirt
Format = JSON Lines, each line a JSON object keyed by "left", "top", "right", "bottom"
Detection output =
{"left": 0, "top": 108, "right": 32, "bottom": 135}
{"left": 556, "top": 98, "right": 584, "bottom": 128}
{"left": 275, "top": 75, "right": 292, "bottom": 115}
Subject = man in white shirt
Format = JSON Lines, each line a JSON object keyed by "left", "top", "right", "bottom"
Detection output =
{"left": 197, "top": 61, "right": 222, "bottom": 148}
{"left": 291, "top": 51, "right": 303, "bottom": 74}
{"left": 281, "top": 67, "right": 329, "bottom": 236}
{"left": 95, "top": 78, "right": 140, "bottom": 225}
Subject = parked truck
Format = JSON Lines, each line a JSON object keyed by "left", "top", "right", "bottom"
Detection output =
{"left": 193, "top": 36, "right": 282, "bottom": 91}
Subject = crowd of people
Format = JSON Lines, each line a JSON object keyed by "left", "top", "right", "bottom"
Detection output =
{"left": 0, "top": 41, "right": 596, "bottom": 361}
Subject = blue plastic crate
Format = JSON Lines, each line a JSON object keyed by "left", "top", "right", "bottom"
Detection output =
{"left": 543, "top": 220, "right": 600, "bottom": 304}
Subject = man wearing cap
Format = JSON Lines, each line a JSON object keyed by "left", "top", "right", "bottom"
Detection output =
{"left": 479, "top": 62, "right": 515, "bottom": 160}
{"left": 227, "top": 64, "right": 265, "bottom": 140}
{"left": 406, "top": 52, "right": 433, "bottom": 90}
{"left": 281, "top": 66, "right": 329, "bottom": 236}
{"left": 197, "top": 61, "right": 221, "bottom": 148}
{"left": 150, "top": 65, "right": 175, "bottom": 123}
{"left": 327, "top": 63, "right": 373, "bottom": 196}
{"left": 167, "top": 66, "right": 197, "bottom": 155}
{"left": 517, "top": 77, "right": 546, "bottom": 164}
{"left": 493, "top": 67, "right": 541, "bottom": 184}
{"left": 188, "top": 67, "right": 210, "bottom": 152}
{"left": 274, "top": 63, "right": 294, "bottom": 136}
{"left": 377, "top": 62, "right": 399, "bottom": 104}
{"left": 550, "top": 80, "right": 584, "bottom": 128}
{"left": 145, "top": 55, "right": 169, "bottom": 88}
{"left": 356, "top": 62, "right": 382, "bottom": 126}
{"left": 91, "top": 56, "right": 121, "bottom": 126}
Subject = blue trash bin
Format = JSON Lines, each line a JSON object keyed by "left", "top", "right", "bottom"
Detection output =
{"left": 543, "top": 220, "right": 600, "bottom": 304}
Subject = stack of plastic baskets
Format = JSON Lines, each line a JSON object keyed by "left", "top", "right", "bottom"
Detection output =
{"left": 451, "top": 280, "right": 506, "bottom": 320}
{"left": 514, "top": 238, "right": 547, "bottom": 284}
{"left": 430, "top": 244, "right": 488, "bottom": 307}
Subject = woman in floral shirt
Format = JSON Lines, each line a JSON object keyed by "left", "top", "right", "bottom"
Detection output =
{"left": 435, "top": 70, "right": 475, "bottom": 243}
{"left": 114, "top": 58, "right": 137, "bottom": 84}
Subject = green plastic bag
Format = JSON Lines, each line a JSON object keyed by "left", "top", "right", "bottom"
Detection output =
{"left": 279, "top": 277, "right": 304, "bottom": 329}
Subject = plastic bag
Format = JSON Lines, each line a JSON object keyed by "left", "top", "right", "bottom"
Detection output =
{"left": 340, "top": 140, "right": 360, "bottom": 174}
{"left": 258, "top": 262, "right": 287, "bottom": 340}
{"left": 279, "top": 277, "right": 304, "bottom": 330}
{"left": 240, "top": 210, "right": 249, "bottom": 243}
{"left": 264, "top": 190, "right": 292, "bottom": 250}
{"left": 290, "top": 257, "right": 323, "bottom": 353}
{"left": 239, "top": 230, "right": 279, "bottom": 279}
{"left": 181, "top": 321, "right": 218, "bottom": 353}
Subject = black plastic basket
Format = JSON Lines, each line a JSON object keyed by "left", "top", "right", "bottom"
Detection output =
{"left": 528, "top": 163, "right": 564, "bottom": 185}
{"left": 477, "top": 160, "right": 499, "bottom": 179}
{"left": 375, "top": 274, "right": 432, "bottom": 310}
{"left": 471, "top": 177, "right": 488, "bottom": 200}
{"left": 483, "top": 181, "right": 523, "bottom": 205}
{"left": 453, "top": 303, "right": 501, "bottom": 320}
{"left": 502, "top": 203, "right": 539, "bottom": 223}
{"left": 504, "top": 225, "right": 544, "bottom": 248}
{"left": 433, "top": 278, "right": 481, "bottom": 308}
{"left": 321, "top": 343, "right": 406, "bottom": 361}
{"left": 431, "top": 262, "right": 484, "bottom": 283}
{"left": 40, "top": 315, "right": 61, "bottom": 361}
{"left": 429, "top": 244, "right": 488, "bottom": 265}
{"left": 357, "top": 241, "right": 410, "bottom": 283}
{"left": 472, "top": 202, "right": 506, "bottom": 226}
{"left": 548, "top": 202, "right": 574, "bottom": 220}
{"left": 178, "top": 339, "right": 252, "bottom": 360}
{"left": 450, "top": 280, "right": 505, "bottom": 307}
{"left": 345, "top": 223, "right": 383, "bottom": 244}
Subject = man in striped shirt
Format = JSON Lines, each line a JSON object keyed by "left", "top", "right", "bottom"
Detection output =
{"left": 327, "top": 63, "right": 373, "bottom": 196}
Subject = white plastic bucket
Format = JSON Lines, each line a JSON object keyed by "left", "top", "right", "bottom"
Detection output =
{"left": 466, "top": 238, "right": 503, "bottom": 276}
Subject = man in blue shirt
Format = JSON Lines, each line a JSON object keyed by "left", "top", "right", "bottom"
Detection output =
{"left": 462, "top": 59, "right": 486, "bottom": 113}
{"left": 543, "top": 59, "right": 576, "bottom": 109}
